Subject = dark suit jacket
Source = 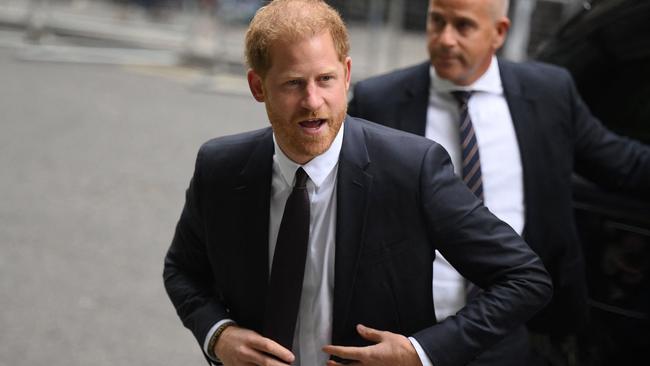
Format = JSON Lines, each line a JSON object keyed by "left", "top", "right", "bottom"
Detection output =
{"left": 348, "top": 59, "right": 650, "bottom": 337}
{"left": 164, "top": 117, "right": 552, "bottom": 366}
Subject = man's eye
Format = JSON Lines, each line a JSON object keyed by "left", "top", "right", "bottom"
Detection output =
{"left": 286, "top": 80, "right": 302, "bottom": 86}
{"left": 320, "top": 75, "right": 333, "bottom": 82}
{"left": 456, "top": 20, "right": 474, "bottom": 33}
{"left": 430, "top": 14, "right": 445, "bottom": 28}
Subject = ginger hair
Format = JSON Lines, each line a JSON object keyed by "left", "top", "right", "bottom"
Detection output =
{"left": 245, "top": 0, "right": 350, "bottom": 77}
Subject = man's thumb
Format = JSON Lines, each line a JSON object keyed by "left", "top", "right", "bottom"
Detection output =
{"left": 356, "top": 324, "right": 383, "bottom": 343}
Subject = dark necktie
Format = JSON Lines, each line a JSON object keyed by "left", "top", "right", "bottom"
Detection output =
{"left": 451, "top": 91, "right": 484, "bottom": 201}
{"left": 263, "top": 167, "right": 310, "bottom": 351}
{"left": 451, "top": 91, "right": 483, "bottom": 300}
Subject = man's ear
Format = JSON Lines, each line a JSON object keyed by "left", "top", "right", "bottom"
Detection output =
{"left": 247, "top": 69, "right": 265, "bottom": 102}
{"left": 493, "top": 17, "right": 511, "bottom": 50}
{"left": 344, "top": 56, "right": 352, "bottom": 91}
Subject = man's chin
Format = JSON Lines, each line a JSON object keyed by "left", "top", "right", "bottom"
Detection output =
{"left": 433, "top": 66, "right": 466, "bottom": 84}
{"left": 300, "top": 139, "right": 334, "bottom": 159}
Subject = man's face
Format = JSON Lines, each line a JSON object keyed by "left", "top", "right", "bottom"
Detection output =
{"left": 427, "top": 0, "right": 509, "bottom": 85}
{"left": 248, "top": 31, "right": 351, "bottom": 164}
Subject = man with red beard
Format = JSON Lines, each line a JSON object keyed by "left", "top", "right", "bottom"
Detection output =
{"left": 164, "top": 1, "right": 551, "bottom": 365}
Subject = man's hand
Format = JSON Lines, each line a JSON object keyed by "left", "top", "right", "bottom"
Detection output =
{"left": 214, "top": 325, "right": 295, "bottom": 366}
{"left": 322, "top": 324, "right": 422, "bottom": 366}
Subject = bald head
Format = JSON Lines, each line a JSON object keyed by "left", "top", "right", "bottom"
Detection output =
{"left": 426, "top": 0, "right": 511, "bottom": 85}
{"left": 429, "top": 0, "right": 509, "bottom": 20}
{"left": 493, "top": 0, "right": 510, "bottom": 19}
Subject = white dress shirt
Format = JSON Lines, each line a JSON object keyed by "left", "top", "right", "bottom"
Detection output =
{"left": 426, "top": 56, "right": 526, "bottom": 320}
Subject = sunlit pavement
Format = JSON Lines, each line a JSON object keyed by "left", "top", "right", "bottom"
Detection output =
{"left": 0, "top": 38, "right": 268, "bottom": 366}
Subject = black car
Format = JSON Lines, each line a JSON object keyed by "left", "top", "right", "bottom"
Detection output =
{"left": 535, "top": 0, "right": 650, "bottom": 364}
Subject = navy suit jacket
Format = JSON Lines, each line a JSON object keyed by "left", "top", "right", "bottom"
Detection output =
{"left": 164, "top": 117, "right": 552, "bottom": 366}
{"left": 348, "top": 59, "right": 650, "bottom": 336}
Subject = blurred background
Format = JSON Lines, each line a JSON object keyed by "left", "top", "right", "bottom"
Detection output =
{"left": 0, "top": 0, "right": 648, "bottom": 365}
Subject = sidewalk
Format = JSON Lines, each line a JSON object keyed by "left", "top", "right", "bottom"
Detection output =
{"left": 0, "top": 0, "right": 427, "bottom": 79}
{"left": 0, "top": 0, "right": 243, "bottom": 65}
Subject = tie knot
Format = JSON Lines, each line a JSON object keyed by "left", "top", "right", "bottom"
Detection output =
{"left": 294, "top": 167, "right": 308, "bottom": 188}
{"left": 451, "top": 90, "right": 472, "bottom": 106}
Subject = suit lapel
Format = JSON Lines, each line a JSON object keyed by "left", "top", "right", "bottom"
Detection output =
{"left": 235, "top": 128, "right": 274, "bottom": 327}
{"left": 332, "top": 117, "right": 373, "bottom": 344}
{"left": 499, "top": 59, "right": 539, "bottom": 239}
{"left": 398, "top": 62, "right": 431, "bottom": 136}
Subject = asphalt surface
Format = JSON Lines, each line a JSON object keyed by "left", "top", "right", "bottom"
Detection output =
{"left": 0, "top": 41, "right": 267, "bottom": 365}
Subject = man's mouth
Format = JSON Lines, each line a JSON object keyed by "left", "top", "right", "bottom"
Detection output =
{"left": 299, "top": 118, "right": 327, "bottom": 133}
{"left": 436, "top": 53, "right": 457, "bottom": 62}
{"left": 435, "top": 51, "right": 462, "bottom": 64}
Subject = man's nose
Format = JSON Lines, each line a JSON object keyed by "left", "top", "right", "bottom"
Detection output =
{"left": 301, "top": 82, "right": 324, "bottom": 111}
{"left": 438, "top": 24, "right": 458, "bottom": 47}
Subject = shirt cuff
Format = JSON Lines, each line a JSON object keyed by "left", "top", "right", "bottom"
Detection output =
{"left": 203, "top": 318, "right": 236, "bottom": 362}
{"left": 409, "top": 336, "right": 434, "bottom": 366}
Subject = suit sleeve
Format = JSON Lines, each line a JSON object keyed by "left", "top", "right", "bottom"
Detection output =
{"left": 163, "top": 148, "right": 230, "bottom": 355}
{"left": 567, "top": 70, "right": 650, "bottom": 198}
{"left": 412, "top": 143, "right": 552, "bottom": 366}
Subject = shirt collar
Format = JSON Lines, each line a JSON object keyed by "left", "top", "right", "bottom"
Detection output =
{"left": 430, "top": 56, "right": 503, "bottom": 95}
{"left": 272, "top": 122, "right": 344, "bottom": 188}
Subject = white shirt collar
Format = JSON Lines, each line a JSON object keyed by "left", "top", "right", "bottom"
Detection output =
{"left": 272, "top": 122, "right": 344, "bottom": 188}
{"left": 430, "top": 56, "right": 503, "bottom": 95}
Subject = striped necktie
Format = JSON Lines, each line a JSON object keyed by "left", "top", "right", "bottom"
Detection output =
{"left": 451, "top": 91, "right": 484, "bottom": 299}
{"left": 451, "top": 91, "right": 484, "bottom": 201}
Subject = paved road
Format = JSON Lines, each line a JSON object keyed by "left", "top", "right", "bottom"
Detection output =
{"left": 0, "top": 42, "right": 267, "bottom": 365}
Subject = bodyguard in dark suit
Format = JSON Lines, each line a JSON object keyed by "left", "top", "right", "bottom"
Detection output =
{"left": 348, "top": 0, "right": 650, "bottom": 364}
{"left": 163, "top": 1, "right": 551, "bottom": 365}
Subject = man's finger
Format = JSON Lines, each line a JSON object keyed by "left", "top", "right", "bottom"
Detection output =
{"left": 322, "top": 344, "right": 366, "bottom": 361}
{"left": 243, "top": 348, "right": 292, "bottom": 366}
{"left": 356, "top": 324, "right": 384, "bottom": 343}
{"left": 326, "top": 360, "right": 360, "bottom": 366}
{"left": 326, "top": 361, "right": 342, "bottom": 366}
{"left": 250, "top": 336, "right": 295, "bottom": 364}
